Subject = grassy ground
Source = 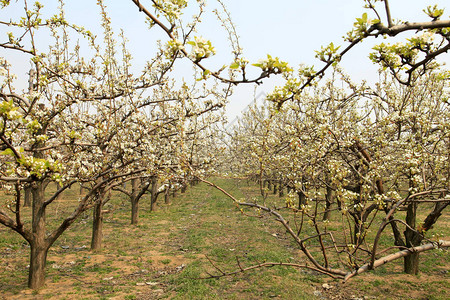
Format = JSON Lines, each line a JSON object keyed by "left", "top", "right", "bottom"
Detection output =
{"left": 0, "top": 178, "right": 448, "bottom": 299}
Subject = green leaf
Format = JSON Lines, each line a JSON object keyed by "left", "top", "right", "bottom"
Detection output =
{"left": 0, "top": 148, "right": 14, "bottom": 156}
{"left": 362, "top": 13, "right": 368, "bottom": 23}
{"left": 229, "top": 62, "right": 240, "bottom": 69}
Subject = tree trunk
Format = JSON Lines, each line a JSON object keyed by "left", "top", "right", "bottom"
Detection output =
{"left": 130, "top": 179, "right": 139, "bottom": 225}
{"left": 164, "top": 185, "right": 171, "bottom": 205}
{"left": 351, "top": 185, "right": 363, "bottom": 245}
{"left": 404, "top": 202, "right": 421, "bottom": 274}
{"left": 28, "top": 241, "right": 49, "bottom": 289}
{"left": 278, "top": 185, "right": 284, "bottom": 197}
{"left": 28, "top": 181, "right": 48, "bottom": 289}
{"left": 323, "top": 185, "right": 333, "bottom": 221}
{"left": 129, "top": 179, "right": 151, "bottom": 225}
{"left": 91, "top": 199, "right": 103, "bottom": 251}
{"left": 298, "top": 191, "right": 306, "bottom": 207}
{"left": 298, "top": 181, "right": 307, "bottom": 207}
{"left": 24, "top": 185, "right": 32, "bottom": 207}
{"left": 131, "top": 197, "right": 139, "bottom": 225}
{"left": 403, "top": 200, "right": 449, "bottom": 274}
{"left": 150, "top": 176, "right": 159, "bottom": 212}
{"left": 404, "top": 251, "right": 420, "bottom": 275}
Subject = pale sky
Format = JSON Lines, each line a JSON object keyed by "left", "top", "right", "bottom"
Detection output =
{"left": 1, "top": 0, "right": 449, "bottom": 120}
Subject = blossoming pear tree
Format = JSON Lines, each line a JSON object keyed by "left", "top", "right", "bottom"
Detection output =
{"left": 208, "top": 65, "right": 449, "bottom": 280}
{"left": 0, "top": 0, "right": 158, "bottom": 287}
{"left": 0, "top": 0, "right": 230, "bottom": 289}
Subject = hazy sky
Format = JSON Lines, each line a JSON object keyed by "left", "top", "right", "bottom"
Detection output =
{"left": 2, "top": 0, "right": 449, "bottom": 120}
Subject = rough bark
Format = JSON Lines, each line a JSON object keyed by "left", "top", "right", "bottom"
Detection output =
{"left": 150, "top": 176, "right": 159, "bottom": 212}
{"left": 24, "top": 185, "right": 32, "bottom": 207}
{"left": 91, "top": 198, "right": 104, "bottom": 251}
{"left": 404, "top": 250, "right": 420, "bottom": 275}
{"left": 422, "top": 200, "right": 449, "bottom": 232}
{"left": 131, "top": 197, "right": 139, "bottom": 225}
{"left": 28, "top": 181, "right": 48, "bottom": 289}
{"left": 404, "top": 202, "right": 420, "bottom": 274}
{"left": 28, "top": 240, "right": 49, "bottom": 289}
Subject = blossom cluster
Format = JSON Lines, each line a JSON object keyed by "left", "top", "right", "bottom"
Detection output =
{"left": 188, "top": 36, "right": 216, "bottom": 62}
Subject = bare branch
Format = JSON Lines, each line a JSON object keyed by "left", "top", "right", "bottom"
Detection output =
{"left": 200, "top": 259, "right": 344, "bottom": 280}
{"left": 0, "top": 43, "right": 34, "bottom": 55}
{"left": 383, "top": 0, "right": 393, "bottom": 28}
{"left": 346, "top": 240, "right": 450, "bottom": 281}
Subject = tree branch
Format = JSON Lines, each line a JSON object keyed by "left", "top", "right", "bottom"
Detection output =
{"left": 200, "top": 257, "right": 344, "bottom": 280}
{"left": 383, "top": 0, "right": 393, "bottom": 28}
{"left": 373, "top": 20, "right": 450, "bottom": 37}
{"left": 345, "top": 240, "right": 450, "bottom": 281}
